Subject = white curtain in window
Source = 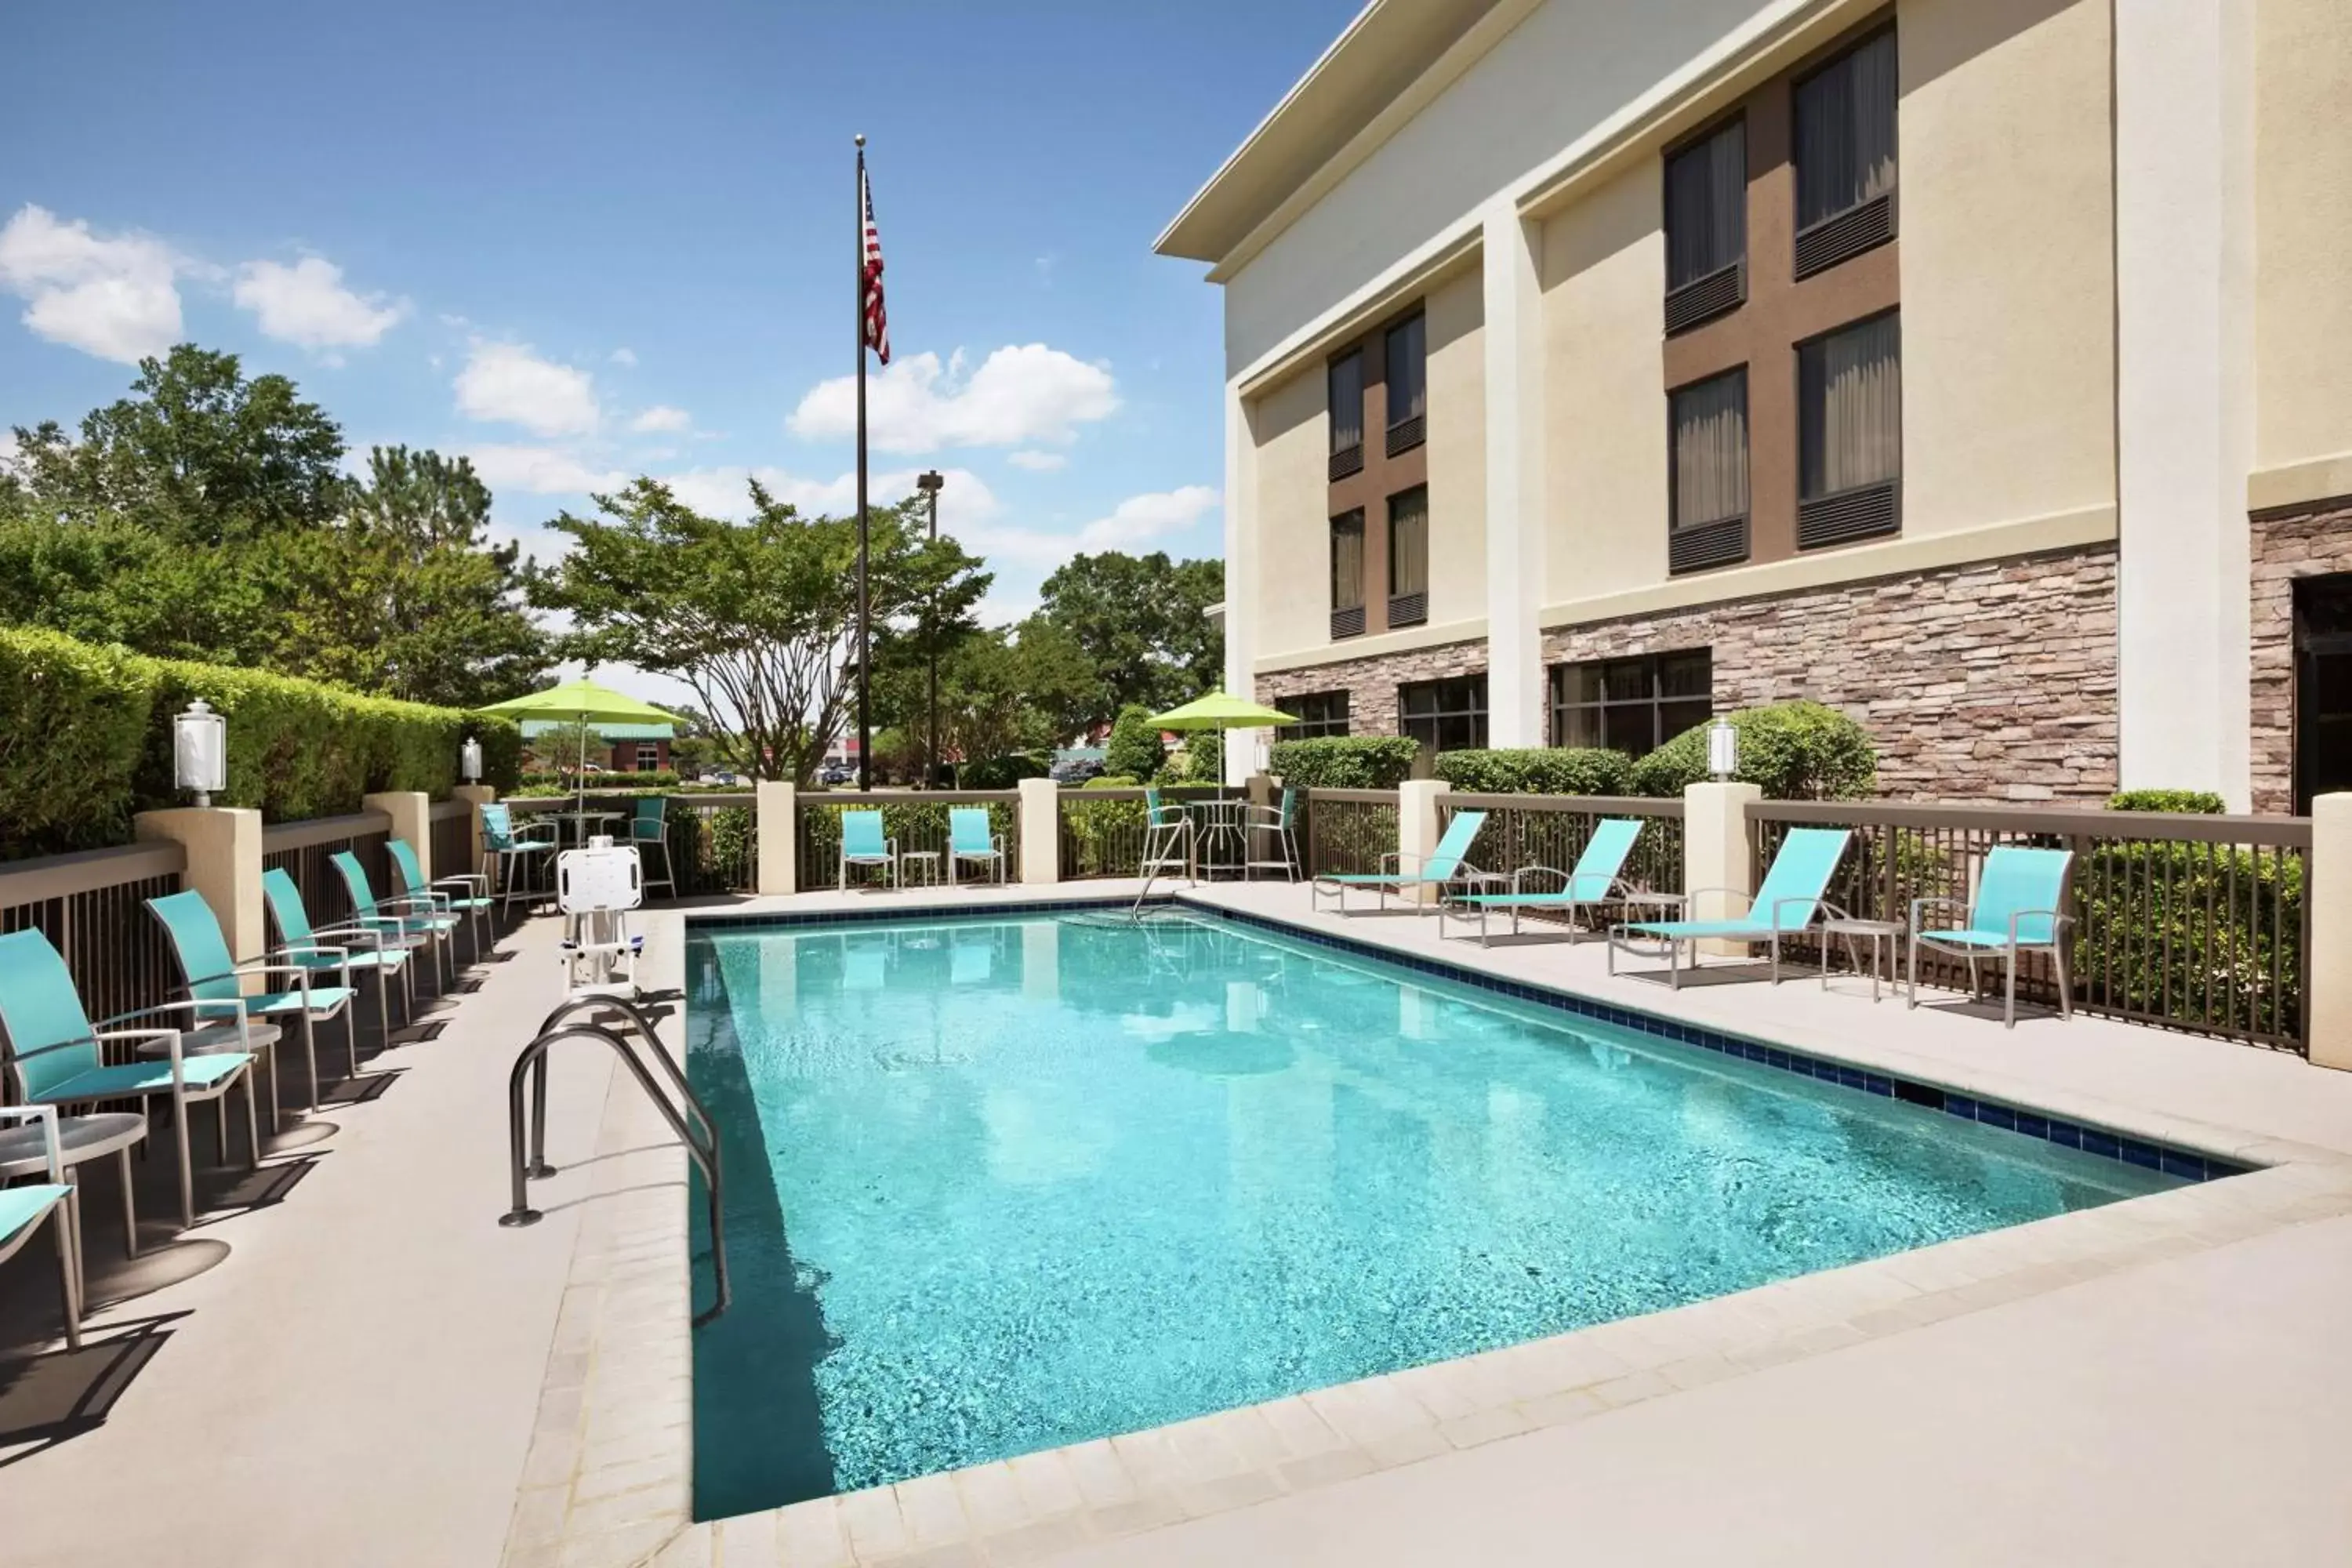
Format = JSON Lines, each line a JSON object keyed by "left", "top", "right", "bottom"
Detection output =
{"left": 1665, "top": 120, "right": 1746, "bottom": 289}
{"left": 1796, "top": 31, "right": 1897, "bottom": 228}
{"left": 1802, "top": 314, "right": 1901, "bottom": 496}
{"left": 1386, "top": 315, "right": 1426, "bottom": 425}
{"left": 1671, "top": 372, "right": 1748, "bottom": 529}
{"left": 1330, "top": 514, "right": 1365, "bottom": 610}
{"left": 1388, "top": 488, "right": 1428, "bottom": 597}
{"left": 1329, "top": 353, "right": 1363, "bottom": 454}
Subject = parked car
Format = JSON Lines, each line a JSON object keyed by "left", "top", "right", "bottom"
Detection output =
{"left": 702, "top": 770, "right": 742, "bottom": 787}
{"left": 1050, "top": 756, "right": 1105, "bottom": 785}
{"left": 818, "top": 763, "right": 855, "bottom": 786}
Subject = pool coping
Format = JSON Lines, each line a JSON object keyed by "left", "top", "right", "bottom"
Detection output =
{"left": 503, "top": 889, "right": 2352, "bottom": 1568}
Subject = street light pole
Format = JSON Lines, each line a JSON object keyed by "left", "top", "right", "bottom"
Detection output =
{"left": 916, "top": 470, "right": 945, "bottom": 788}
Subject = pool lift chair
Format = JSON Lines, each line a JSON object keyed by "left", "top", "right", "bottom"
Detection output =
{"left": 557, "top": 840, "right": 646, "bottom": 1002}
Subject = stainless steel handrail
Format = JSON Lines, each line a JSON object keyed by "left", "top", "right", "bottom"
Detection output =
{"left": 524, "top": 994, "right": 713, "bottom": 1176}
{"left": 499, "top": 1022, "right": 731, "bottom": 1325}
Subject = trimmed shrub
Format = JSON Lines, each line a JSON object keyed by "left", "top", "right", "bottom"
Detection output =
{"left": 958, "top": 752, "right": 1050, "bottom": 789}
{"left": 0, "top": 625, "right": 523, "bottom": 858}
{"left": 1171, "top": 728, "right": 1223, "bottom": 784}
{"left": 2109, "top": 789, "right": 2226, "bottom": 815}
{"left": 1629, "top": 701, "right": 1876, "bottom": 800}
{"left": 1082, "top": 775, "right": 1141, "bottom": 789}
{"left": 1432, "top": 746, "right": 1632, "bottom": 797}
{"left": 2076, "top": 841, "right": 2301, "bottom": 1042}
{"left": 1103, "top": 704, "right": 1166, "bottom": 782}
{"left": 1267, "top": 735, "right": 1420, "bottom": 789}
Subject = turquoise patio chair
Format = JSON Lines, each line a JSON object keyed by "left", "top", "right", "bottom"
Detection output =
{"left": 1312, "top": 810, "right": 1489, "bottom": 916}
{"left": 1246, "top": 786, "right": 1301, "bottom": 881}
{"left": 151, "top": 887, "right": 358, "bottom": 1123}
{"left": 263, "top": 865, "right": 419, "bottom": 1058}
{"left": 1908, "top": 845, "right": 2075, "bottom": 1029}
{"left": 1439, "top": 816, "right": 1647, "bottom": 946}
{"left": 332, "top": 850, "right": 462, "bottom": 993}
{"left": 387, "top": 837, "right": 492, "bottom": 959}
{"left": 838, "top": 810, "right": 897, "bottom": 891}
{"left": 629, "top": 798, "right": 676, "bottom": 898}
{"left": 0, "top": 928, "right": 260, "bottom": 1230}
{"left": 0, "top": 1105, "right": 82, "bottom": 1351}
{"left": 1142, "top": 788, "right": 1195, "bottom": 883}
{"left": 948, "top": 808, "right": 1005, "bottom": 885}
{"left": 481, "top": 803, "right": 557, "bottom": 915}
{"left": 1608, "top": 826, "right": 1853, "bottom": 988}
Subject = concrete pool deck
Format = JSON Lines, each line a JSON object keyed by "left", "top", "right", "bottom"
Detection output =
{"left": 5, "top": 880, "right": 2350, "bottom": 1566}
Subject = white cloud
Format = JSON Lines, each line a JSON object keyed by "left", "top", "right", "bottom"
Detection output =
{"left": 1006, "top": 449, "right": 1067, "bottom": 472}
{"left": 465, "top": 443, "right": 626, "bottom": 495}
{"left": 608, "top": 347, "right": 637, "bottom": 366}
{"left": 788, "top": 343, "right": 1118, "bottom": 453}
{"left": 0, "top": 205, "right": 182, "bottom": 362}
{"left": 0, "top": 429, "right": 20, "bottom": 475}
{"left": 232, "top": 256, "right": 406, "bottom": 353}
{"left": 630, "top": 405, "right": 691, "bottom": 434}
{"left": 960, "top": 485, "right": 1220, "bottom": 569}
{"left": 656, "top": 463, "right": 1000, "bottom": 528}
{"left": 455, "top": 342, "right": 601, "bottom": 437}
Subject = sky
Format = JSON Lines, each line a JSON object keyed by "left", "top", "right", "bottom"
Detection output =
{"left": 0, "top": 0, "right": 1361, "bottom": 703}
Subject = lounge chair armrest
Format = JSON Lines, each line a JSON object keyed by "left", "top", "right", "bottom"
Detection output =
{"left": 94, "top": 998, "right": 239, "bottom": 1029}
{"left": 1511, "top": 865, "right": 1570, "bottom": 892}
{"left": 0, "top": 1103, "right": 64, "bottom": 1180}
{"left": 273, "top": 941, "right": 351, "bottom": 962}
{"left": 227, "top": 961, "right": 324, "bottom": 990}
{"left": 1679, "top": 885, "right": 1755, "bottom": 918}
{"left": 430, "top": 872, "right": 491, "bottom": 895}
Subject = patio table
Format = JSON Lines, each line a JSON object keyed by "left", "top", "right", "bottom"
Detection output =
{"left": 1187, "top": 799, "right": 1250, "bottom": 880}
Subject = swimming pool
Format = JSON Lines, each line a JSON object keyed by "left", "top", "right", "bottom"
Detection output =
{"left": 685, "top": 909, "right": 2183, "bottom": 1519}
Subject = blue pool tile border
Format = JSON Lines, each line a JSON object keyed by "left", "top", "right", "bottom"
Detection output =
{"left": 683, "top": 897, "right": 2252, "bottom": 1185}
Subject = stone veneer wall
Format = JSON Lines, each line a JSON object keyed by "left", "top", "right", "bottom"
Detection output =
{"left": 1544, "top": 544, "right": 2121, "bottom": 801}
{"left": 2249, "top": 496, "right": 2352, "bottom": 813}
{"left": 1257, "top": 638, "right": 1488, "bottom": 736}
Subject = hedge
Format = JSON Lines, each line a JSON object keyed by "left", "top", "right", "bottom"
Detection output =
{"left": 0, "top": 625, "right": 523, "bottom": 858}
{"left": 958, "top": 752, "right": 1050, "bottom": 789}
{"left": 1432, "top": 746, "right": 1632, "bottom": 796}
{"left": 1629, "top": 700, "right": 1876, "bottom": 800}
{"left": 1268, "top": 735, "right": 1419, "bottom": 789}
{"left": 2109, "top": 789, "right": 2226, "bottom": 815}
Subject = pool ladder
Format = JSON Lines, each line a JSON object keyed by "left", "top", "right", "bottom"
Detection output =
{"left": 499, "top": 995, "right": 731, "bottom": 1325}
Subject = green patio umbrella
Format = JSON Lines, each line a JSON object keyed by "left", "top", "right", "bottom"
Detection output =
{"left": 480, "top": 676, "right": 683, "bottom": 842}
{"left": 1146, "top": 690, "right": 1298, "bottom": 798}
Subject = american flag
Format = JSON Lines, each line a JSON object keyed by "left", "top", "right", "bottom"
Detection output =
{"left": 862, "top": 168, "right": 890, "bottom": 366}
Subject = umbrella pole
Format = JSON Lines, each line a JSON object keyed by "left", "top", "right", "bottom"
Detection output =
{"left": 576, "top": 714, "right": 588, "bottom": 844}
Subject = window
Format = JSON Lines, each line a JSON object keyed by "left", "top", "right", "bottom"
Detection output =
{"left": 1668, "top": 368, "right": 1749, "bottom": 572}
{"left": 1794, "top": 30, "right": 1897, "bottom": 274}
{"left": 633, "top": 742, "right": 662, "bottom": 772}
{"left": 1386, "top": 485, "right": 1428, "bottom": 628}
{"left": 1385, "top": 313, "right": 1426, "bottom": 454}
{"left": 1663, "top": 117, "right": 1747, "bottom": 331}
{"left": 1798, "top": 311, "right": 1902, "bottom": 546}
{"left": 1330, "top": 510, "right": 1366, "bottom": 639}
{"left": 1277, "top": 691, "right": 1351, "bottom": 741}
{"left": 1550, "top": 652, "right": 1714, "bottom": 757}
{"left": 1399, "top": 674, "right": 1487, "bottom": 756}
{"left": 1328, "top": 350, "right": 1364, "bottom": 479}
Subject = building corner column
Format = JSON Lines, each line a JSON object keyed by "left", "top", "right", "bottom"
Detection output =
{"left": 2309, "top": 794, "right": 2352, "bottom": 1070}
{"left": 1222, "top": 379, "right": 1265, "bottom": 785}
{"left": 1481, "top": 198, "right": 1548, "bottom": 750}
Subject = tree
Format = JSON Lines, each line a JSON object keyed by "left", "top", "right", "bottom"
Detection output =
{"left": 866, "top": 522, "right": 993, "bottom": 780}
{"left": 532, "top": 478, "right": 988, "bottom": 784}
{"left": 1035, "top": 551, "right": 1224, "bottom": 729}
{"left": 529, "top": 720, "right": 608, "bottom": 776}
{"left": 1105, "top": 703, "right": 1167, "bottom": 782}
{"left": 927, "top": 618, "right": 1099, "bottom": 775}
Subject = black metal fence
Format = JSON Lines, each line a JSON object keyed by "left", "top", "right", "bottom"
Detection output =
{"left": 0, "top": 842, "right": 188, "bottom": 1032}
{"left": 261, "top": 813, "right": 394, "bottom": 929}
{"left": 1438, "top": 794, "right": 1686, "bottom": 898}
{"left": 1753, "top": 801, "right": 2311, "bottom": 1053}
{"left": 798, "top": 791, "right": 1021, "bottom": 887}
{"left": 1301, "top": 789, "right": 1398, "bottom": 877}
{"left": 506, "top": 793, "right": 761, "bottom": 898}
{"left": 1057, "top": 786, "right": 1221, "bottom": 880}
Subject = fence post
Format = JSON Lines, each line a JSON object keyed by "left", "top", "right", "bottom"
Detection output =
{"left": 1398, "top": 779, "right": 1450, "bottom": 905}
{"left": 364, "top": 790, "right": 433, "bottom": 880}
{"left": 135, "top": 807, "right": 264, "bottom": 966}
{"left": 1018, "top": 778, "right": 1061, "bottom": 885}
{"left": 756, "top": 781, "right": 797, "bottom": 895}
{"left": 1683, "top": 782, "right": 1762, "bottom": 956}
{"left": 452, "top": 784, "right": 497, "bottom": 877}
{"left": 2312, "top": 793, "right": 2351, "bottom": 1071}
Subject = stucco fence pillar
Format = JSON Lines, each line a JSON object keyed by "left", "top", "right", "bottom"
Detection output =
{"left": 1018, "top": 778, "right": 1060, "bottom": 886}
{"left": 756, "top": 782, "right": 797, "bottom": 896}
{"left": 135, "top": 806, "right": 264, "bottom": 969}
{"left": 2312, "top": 793, "right": 2352, "bottom": 1072}
{"left": 1397, "top": 779, "right": 1450, "bottom": 905}
{"left": 363, "top": 790, "right": 433, "bottom": 881}
{"left": 1683, "top": 782, "right": 1763, "bottom": 956}
{"left": 452, "top": 783, "right": 498, "bottom": 877}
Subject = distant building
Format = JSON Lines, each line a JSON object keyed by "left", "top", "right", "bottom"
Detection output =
{"left": 522, "top": 720, "right": 673, "bottom": 773}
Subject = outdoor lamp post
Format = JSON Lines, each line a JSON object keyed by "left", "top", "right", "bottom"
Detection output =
{"left": 175, "top": 699, "right": 227, "bottom": 807}
{"left": 460, "top": 735, "right": 484, "bottom": 784}
{"left": 1707, "top": 716, "right": 1739, "bottom": 782}
{"left": 916, "top": 468, "right": 945, "bottom": 789}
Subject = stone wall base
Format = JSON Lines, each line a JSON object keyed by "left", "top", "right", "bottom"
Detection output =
{"left": 1258, "top": 639, "right": 1488, "bottom": 737}
{"left": 2250, "top": 496, "right": 2352, "bottom": 814}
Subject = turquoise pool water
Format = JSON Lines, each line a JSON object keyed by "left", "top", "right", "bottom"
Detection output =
{"left": 686, "top": 912, "right": 2177, "bottom": 1517}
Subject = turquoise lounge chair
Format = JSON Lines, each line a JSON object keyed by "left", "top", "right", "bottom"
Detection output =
{"left": 948, "top": 807, "right": 1006, "bottom": 884}
{"left": 481, "top": 803, "right": 557, "bottom": 914}
{"left": 0, "top": 928, "right": 260, "bottom": 1230}
{"left": 838, "top": 810, "right": 897, "bottom": 891}
{"left": 1312, "top": 810, "right": 1489, "bottom": 916}
{"left": 1608, "top": 826, "right": 1853, "bottom": 988}
{"left": 1908, "top": 845, "right": 2075, "bottom": 1028}
{"left": 387, "top": 837, "right": 492, "bottom": 959}
{"left": 0, "top": 1105, "right": 82, "bottom": 1350}
{"left": 332, "top": 850, "right": 462, "bottom": 993}
{"left": 629, "top": 798, "right": 677, "bottom": 898}
{"left": 263, "top": 865, "right": 417, "bottom": 1050}
{"left": 151, "top": 887, "right": 358, "bottom": 1123}
{"left": 1439, "top": 816, "right": 1646, "bottom": 946}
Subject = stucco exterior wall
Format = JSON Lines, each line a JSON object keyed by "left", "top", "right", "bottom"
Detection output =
{"left": 2252, "top": 0, "right": 2352, "bottom": 498}
{"left": 1899, "top": 0, "right": 2116, "bottom": 539}
{"left": 1423, "top": 267, "right": 1490, "bottom": 629}
{"left": 1245, "top": 366, "right": 1330, "bottom": 663}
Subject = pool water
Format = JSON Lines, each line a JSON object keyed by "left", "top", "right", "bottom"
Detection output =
{"left": 685, "top": 912, "right": 2177, "bottom": 1517}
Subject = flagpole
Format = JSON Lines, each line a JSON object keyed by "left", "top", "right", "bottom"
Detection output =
{"left": 854, "top": 133, "right": 872, "bottom": 792}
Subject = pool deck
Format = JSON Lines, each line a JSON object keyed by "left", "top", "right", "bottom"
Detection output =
{"left": 5, "top": 878, "right": 2351, "bottom": 1566}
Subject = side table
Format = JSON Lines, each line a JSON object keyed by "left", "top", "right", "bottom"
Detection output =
{"left": 1817, "top": 916, "right": 1907, "bottom": 1002}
